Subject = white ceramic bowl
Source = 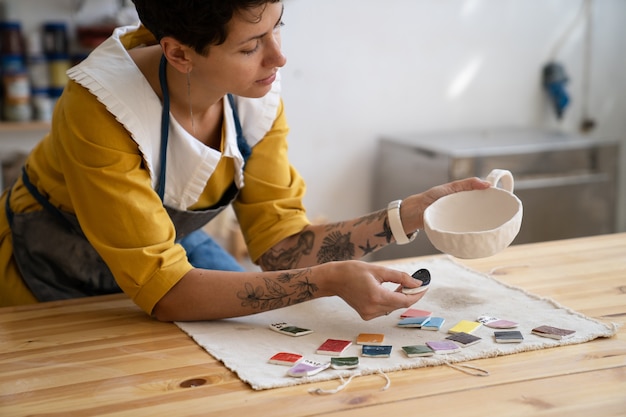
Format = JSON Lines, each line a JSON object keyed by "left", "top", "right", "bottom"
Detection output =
{"left": 424, "top": 169, "right": 523, "bottom": 259}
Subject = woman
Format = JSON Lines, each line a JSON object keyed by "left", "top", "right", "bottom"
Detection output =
{"left": 0, "top": 0, "right": 489, "bottom": 321}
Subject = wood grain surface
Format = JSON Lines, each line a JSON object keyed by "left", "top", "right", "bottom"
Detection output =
{"left": 1, "top": 233, "right": 625, "bottom": 416}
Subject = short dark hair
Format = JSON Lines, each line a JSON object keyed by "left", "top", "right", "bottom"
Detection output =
{"left": 131, "top": 0, "right": 281, "bottom": 55}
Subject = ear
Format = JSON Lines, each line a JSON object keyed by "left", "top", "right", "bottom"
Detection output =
{"left": 160, "top": 36, "right": 193, "bottom": 74}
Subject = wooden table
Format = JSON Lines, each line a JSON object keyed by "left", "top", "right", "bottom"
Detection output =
{"left": 1, "top": 233, "right": 625, "bottom": 416}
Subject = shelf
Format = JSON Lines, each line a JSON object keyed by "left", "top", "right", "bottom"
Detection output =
{"left": 0, "top": 121, "right": 51, "bottom": 132}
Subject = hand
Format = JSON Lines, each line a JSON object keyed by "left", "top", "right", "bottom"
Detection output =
{"left": 317, "top": 260, "right": 427, "bottom": 320}
{"left": 400, "top": 177, "right": 491, "bottom": 232}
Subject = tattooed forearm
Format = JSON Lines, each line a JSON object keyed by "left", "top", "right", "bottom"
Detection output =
{"left": 358, "top": 239, "right": 379, "bottom": 255}
{"left": 259, "top": 210, "right": 391, "bottom": 270}
{"left": 237, "top": 269, "right": 318, "bottom": 310}
{"left": 375, "top": 218, "right": 394, "bottom": 243}
{"left": 323, "top": 221, "right": 346, "bottom": 232}
{"left": 354, "top": 210, "right": 386, "bottom": 227}
{"left": 317, "top": 231, "right": 355, "bottom": 263}
{"left": 259, "top": 231, "right": 315, "bottom": 270}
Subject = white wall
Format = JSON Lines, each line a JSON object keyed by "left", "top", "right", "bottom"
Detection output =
{"left": 279, "top": 0, "right": 626, "bottom": 232}
{"left": 2, "top": 0, "right": 625, "bottom": 232}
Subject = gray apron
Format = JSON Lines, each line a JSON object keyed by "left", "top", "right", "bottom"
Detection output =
{"left": 5, "top": 55, "right": 251, "bottom": 302}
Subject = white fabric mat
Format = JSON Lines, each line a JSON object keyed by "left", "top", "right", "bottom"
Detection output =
{"left": 175, "top": 257, "right": 617, "bottom": 390}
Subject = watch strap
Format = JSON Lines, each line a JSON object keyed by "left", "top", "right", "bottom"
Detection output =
{"left": 387, "top": 199, "right": 418, "bottom": 245}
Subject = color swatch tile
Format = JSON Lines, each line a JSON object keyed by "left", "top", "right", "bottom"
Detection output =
{"left": 402, "top": 345, "right": 434, "bottom": 357}
{"left": 287, "top": 360, "right": 330, "bottom": 377}
{"left": 356, "top": 333, "right": 385, "bottom": 345}
{"left": 446, "top": 332, "right": 482, "bottom": 347}
{"left": 269, "top": 322, "right": 313, "bottom": 337}
{"left": 421, "top": 317, "right": 445, "bottom": 331}
{"left": 494, "top": 330, "right": 524, "bottom": 343}
{"left": 397, "top": 316, "right": 431, "bottom": 328}
{"left": 361, "top": 345, "right": 392, "bottom": 358}
{"left": 531, "top": 325, "right": 575, "bottom": 340}
{"left": 425, "top": 340, "right": 461, "bottom": 354}
{"left": 316, "top": 339, "right": 352, "bottom": 356}
{"left": 330, "top": 356, "right": 359, "bottom": 370}
{"left": 477, "top": 315, "right": 518, "bottom": 329}
{"left": 268, "top": 352, "right": 303, "bottom": 366}
{"left": 400, "top": 308, "right": 432, "bottom": 318}
{"left": 448, "top": 320, "right": 482, "bottom": 334}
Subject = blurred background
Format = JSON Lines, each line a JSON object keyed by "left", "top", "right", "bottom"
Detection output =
{"left": 0, "top": 0, "right": 624, "bottom": 260}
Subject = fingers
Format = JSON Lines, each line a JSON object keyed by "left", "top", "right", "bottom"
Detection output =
{"left": 366, "top": 266, "right": 428, "bottom": 320}
{"left": 376, "top": 267, "right": 416, "bottom": 287}
{"left": 330, "top": 262, "right": 429, "bottom": 321}
{"left": 366, "top": 289, "right": 427, "bottom": 320}
{"left": 450, "top": 177, "right": 492, "bottom": 192}
{"left": 427, "top": 177, "right": 491, "bottom": 201}
{"left": 400, "top": 177, "right": 491, "bottom": 232}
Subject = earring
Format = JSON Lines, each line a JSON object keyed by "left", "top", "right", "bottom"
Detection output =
{"left": 187, "top": 68, "right": 196, "bottom": 135}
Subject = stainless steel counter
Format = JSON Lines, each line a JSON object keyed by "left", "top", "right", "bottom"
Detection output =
{"left": 371, "top": 127, "right": 620, "bottom": 260}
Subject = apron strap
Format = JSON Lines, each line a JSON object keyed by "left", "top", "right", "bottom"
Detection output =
{"left": 226, "top": 93, "right": 252, "bottom": 162}
{"left": 157, "top": 55, "right": 252, "bottom": 203}
{"left": 9, "top": 167, "right": 77, "bottom": 233}
{"left": 157, "top": 54, "right": 170, "bottom": 201}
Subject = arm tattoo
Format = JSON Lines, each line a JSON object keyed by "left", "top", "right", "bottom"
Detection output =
{"left": 259, "top": 231, "right": 314, "bottom": 270}
{"left": 354, "top": 211, "right": 384, "bottom": 227}
{"left": 359, "top": 239, "right": 378, "bottom": 255}
{"left": 259, "top": 210, "right": 388, "bottom": 269}
{"left": 375, "top": 218, "right": 394, "bottom": 243}
{"left": 317, "top": 231, "right": 355, "bottom": 263}
{"left": 362, "top": 210, "right": 391, "bottom": 244}
{"left": 324, "top": 222, "right": 346, "bottom": 232}
{"left": 237, "top": 269, "right": 318, "bottom": 310}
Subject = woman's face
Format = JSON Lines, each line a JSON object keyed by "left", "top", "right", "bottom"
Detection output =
{"left": 192, "top": 2, "right": 287, "bottom": 99}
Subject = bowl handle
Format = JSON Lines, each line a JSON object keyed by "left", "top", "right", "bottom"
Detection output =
{"left": 486, "top": 169, "right": 514, "bottom": 192}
